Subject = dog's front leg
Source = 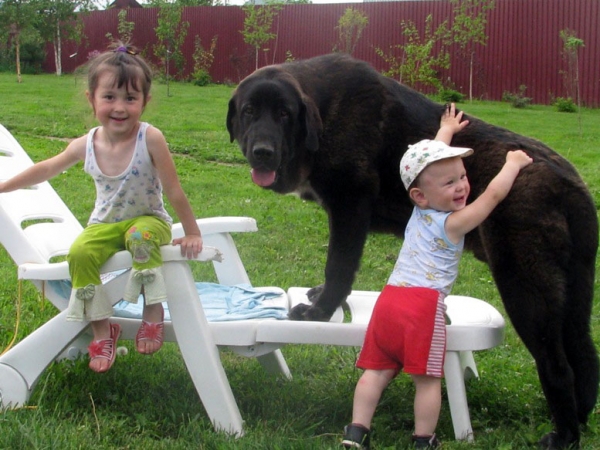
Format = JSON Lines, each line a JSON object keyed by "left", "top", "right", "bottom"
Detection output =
{"left": 288, "top": 196, "right": 372, "bottom": 321}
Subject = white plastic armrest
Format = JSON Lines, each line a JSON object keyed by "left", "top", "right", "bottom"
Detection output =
{"left": 18, "top": 260, "right": 70, "bottom": 281}
{"left": 171, "top": 216, "right": 258, "bottom": 239}
{"left": 158, "top": 245, "right": 223, "bottom": 263}
{"left": 18, "top": 245, "right": 223, "bottom": 281}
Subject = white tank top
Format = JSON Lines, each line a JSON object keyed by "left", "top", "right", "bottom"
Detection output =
{"left": 85, "top": 122, "right": 172, "bottom": 226}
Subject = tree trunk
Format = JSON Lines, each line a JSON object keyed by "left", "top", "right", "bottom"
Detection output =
{"left": 16, "top": 35, "right": 22, "bottom": 83}
{"left": 469, "top": 51, "right": 474, "bottom": 102}
{"left": 54, "top": 19, "right": 63, "bottom": 76}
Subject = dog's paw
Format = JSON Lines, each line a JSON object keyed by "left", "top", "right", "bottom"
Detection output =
{"left": 288, "top": 303, "right": 311, "bottom": 320}
{"left": 288, "top": 303, "right": 332, "bottom": 322}
{"left": 538, "top": 431, "right": 579, "bottom": 450}
{"left": 306, "top": 284, "right": 324, "bottom": 303}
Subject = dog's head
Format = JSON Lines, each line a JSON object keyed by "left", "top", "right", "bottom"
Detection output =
{"left": 226, "top": 69, "right": 322, "bottom": 193}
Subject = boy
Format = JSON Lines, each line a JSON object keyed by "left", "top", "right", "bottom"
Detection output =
{"left": 342, "top": 104, "right": 532, "bottom": 449}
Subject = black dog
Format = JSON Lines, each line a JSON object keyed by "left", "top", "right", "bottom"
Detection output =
{"left": 226, "top": 53, "right": 598, "bottom": 448}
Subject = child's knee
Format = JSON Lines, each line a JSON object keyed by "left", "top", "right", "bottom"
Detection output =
{"left": 126, "top": 226, "right": 159, "bottom": 264}
{"left": 68, "top": 240, "right": 88, "bottom": 263}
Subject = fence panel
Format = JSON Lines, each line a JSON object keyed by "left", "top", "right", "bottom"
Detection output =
{"left": 46, "top": 0, "right": 600, "bottom": 106}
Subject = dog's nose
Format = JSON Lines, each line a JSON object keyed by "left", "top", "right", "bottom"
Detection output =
{"left": 252, "top": 145, "right": 275, "bottom": 161}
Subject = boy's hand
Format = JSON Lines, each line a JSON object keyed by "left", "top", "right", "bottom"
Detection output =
{"left": 506, "top": 150, "right": 533, "bottom": 169}
{"left": 439, "top": 102, "right": 469, "bottom": 135}
{"left": 173, "top": 234, "right": 204, "bottom": 259}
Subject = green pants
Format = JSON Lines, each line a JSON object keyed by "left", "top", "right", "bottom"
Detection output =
{"left": 67, "top": 216, "right": 172, "bottom": 289}
{"left": 65, "top": 216, "right": 171, "bottom": 322}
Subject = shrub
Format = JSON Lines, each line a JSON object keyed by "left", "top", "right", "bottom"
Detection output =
{"left": 554, "top": 96, "right": 577, "bottom": 113}
{"left": 439, "top": 88, "right": 464, "bottom": 103}
{"left": 191, "top": 35, "right": 217, "bottom": 87}
{"left": 502, "top": 85, "right": 532, "bottom": 108}
{"left": 191, "top": 68, "right": 212, "bottom": 86}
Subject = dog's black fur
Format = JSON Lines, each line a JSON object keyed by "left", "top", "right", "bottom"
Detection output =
{"left": 226, "top": 53, "right": 598, "bottom": 448}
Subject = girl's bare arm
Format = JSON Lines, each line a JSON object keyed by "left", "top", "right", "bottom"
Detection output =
{"left": 147, "top": 126, "right": 203, "bottom": 259}
{"left": 0, "top": 136, "right": 86, "bottom": 193}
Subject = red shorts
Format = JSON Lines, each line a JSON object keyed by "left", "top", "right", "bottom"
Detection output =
{"left": 356, "top": 285, "right": 447, "bottom": 377}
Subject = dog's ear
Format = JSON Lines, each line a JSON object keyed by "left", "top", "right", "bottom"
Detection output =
{"left": 301, "top": 95, "right": 322, "bottom": 152}
{"left": 226, "top": 96, "right": 237, "bottom": 143}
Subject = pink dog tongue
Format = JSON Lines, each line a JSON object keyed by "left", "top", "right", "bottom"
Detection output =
{"left": 251, "top": 169, "right": 276, "bottom": 187}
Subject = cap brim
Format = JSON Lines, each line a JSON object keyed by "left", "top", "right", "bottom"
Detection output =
{"left": 447, "top": 147, "right": 474, "bottom": 159}
{"left": 425, "top": 146, "right": 474, "bottom": 168}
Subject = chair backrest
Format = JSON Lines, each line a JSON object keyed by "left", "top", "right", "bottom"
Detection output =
{"left": 0, "top": 124, "right": 83, "bottom": 267}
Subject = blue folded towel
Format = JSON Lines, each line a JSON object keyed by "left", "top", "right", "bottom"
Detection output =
{"left": 191, "top": 282, "right": 288, "bottom": 321}
{"left": 48, "top": 279, "right": 288, "bottom": 322}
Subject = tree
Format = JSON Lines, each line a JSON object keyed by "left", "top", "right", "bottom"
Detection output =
{"left": 450, "top": 0, "right": 495, "bottom": 102}
{"left": 176, "top": 0, "right": 213, "bottom": 5}
{"left": 191, "top": 34, "right": 217, "bottom": 86}
{"left": 105, "top": 8, "right": 135, "bottom": 45}
{"left": 152, "top": 0, "right": 189, "bottom": 94}
{"left": 35, "top": 0, "right": 94, "bottom": 76}
{"left": 147, "top": 0, "right": 214, "bottom": 5}
{"left": 0, "top": 0, "right": 38, "bottom": 82}
{"left": 559, "top": 28, "right": 585, "bottom": 133}
{"left": 240, "top": 1, "right": 281, "bottom": 70}
{"left": 376, "top": 14, "right": 450, "bottom": 90}
{"left": 333, "top": 7, "right": 368, "bottom": 55}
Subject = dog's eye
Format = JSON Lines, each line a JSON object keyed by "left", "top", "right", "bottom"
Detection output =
{"left": 280, "top": 110, "right": 290, "bottom": 119}
{"left": 243, "top": 105, "right": 254, "bottom": 116}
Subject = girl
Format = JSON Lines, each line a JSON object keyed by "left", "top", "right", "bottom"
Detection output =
{"left": 0, "top": 42, "right": 203, "bottom": 373}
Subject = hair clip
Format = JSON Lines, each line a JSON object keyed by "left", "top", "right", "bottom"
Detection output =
{"left": 114, "top": 46, "right": 138, "bottom": 56}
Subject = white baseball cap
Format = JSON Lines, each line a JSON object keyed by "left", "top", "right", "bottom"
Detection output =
{"left": 400, "top": 139, "right": 473, "bottom": 190}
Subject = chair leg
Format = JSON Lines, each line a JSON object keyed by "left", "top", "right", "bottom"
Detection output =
{"left": 0, "top": 363, "right": 30, "bottom": 408}
{"left": 444, "top": 350, "right": 474, "bottom": 441}
{"left": 459, "top": 350, "right": 479, "bottom": 380}
{"left": 257, "top": 350, "right": 292, "bottom": 380}
{"left": 164, "top": 260, "right": 244, "bottom": 437}
{"left": 57, "top": 333, "right": 92, "bottom": 361}
{"left": 0, "top": 311, "right": 87, "bottom": 408}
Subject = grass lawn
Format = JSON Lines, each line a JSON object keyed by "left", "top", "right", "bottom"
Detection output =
{"left": 1, "top": 72, "right": 600, "bottom": 449}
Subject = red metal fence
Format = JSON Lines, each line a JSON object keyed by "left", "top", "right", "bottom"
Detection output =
{"left": 46, "top": 0, "right": 600, "bottom": 107}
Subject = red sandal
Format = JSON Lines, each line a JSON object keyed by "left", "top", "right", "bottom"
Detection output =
{"left": 136, "top": 308, "right": 164, "bottom": 355}
{"left": 88, "top": 323, "right": 121, "bottom": 373}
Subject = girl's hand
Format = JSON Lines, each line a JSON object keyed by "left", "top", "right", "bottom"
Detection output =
{"left": 173, "top": 234, "right": 204, "bottom": 259}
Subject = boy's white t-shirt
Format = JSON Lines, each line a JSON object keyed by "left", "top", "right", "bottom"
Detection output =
{"left": 388, "top": 207, "right": 464, "bottom": 296}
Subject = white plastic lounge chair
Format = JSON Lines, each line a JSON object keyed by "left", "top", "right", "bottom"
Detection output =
{"left": 0, "top": 124, "right": 249, "bottom": 435}
{"left": 0, "top": 124, "right": 504, "bottom": 442}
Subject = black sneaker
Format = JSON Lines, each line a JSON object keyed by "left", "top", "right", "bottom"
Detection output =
{"left": 412, "top": 433, "right": 441, "bottom": 449}
{"left": 341, "top": 423, "right": 371, "bottom": 449}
